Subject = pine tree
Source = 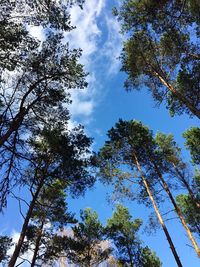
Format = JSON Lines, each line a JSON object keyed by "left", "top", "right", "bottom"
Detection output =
{"left": 0, "top": 236, "right": 12, "bottom": 264}
{"left": 176, "top": 173, "right": 200, "bottom": 235}
{"left": 98, "top": 119, "right": 200, "bottom": 258}
{"left": 8, "top": 121, "right": 94, "bottom": 267}
{"left": 0, "top": 0, "right": 88, "bottom": 209}
{"left": 98, "top": 119, "right": 183, "bottom": 266}
{"left": 114, "top": 0, "right": 200, "bottom": 118}
{"left": 106, "top": 204, "right": 162, "bottom": 267}
{"left": 183, "top": 127, "right": 200, "bottom": 165}
{"left": 21, "top": 181, "right": 76, "bottom": 267}
{"left": 64, "top": 208, "right": 111, "bottom": 267}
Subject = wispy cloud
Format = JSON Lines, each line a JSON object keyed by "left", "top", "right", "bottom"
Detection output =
{"left": 25, "top": 1, "right": 122, "bottom": 125}
{"left": 63, "top": 1, "right": 105, "bottom": 123}
{"left": 66, "top": 0, "right": 105, "bottom": 61}
{"left": 101, "top": 15, "right": 122, "bottom": 75}
{"left": 65, "top": 0, "right": 122, "bottom": 124}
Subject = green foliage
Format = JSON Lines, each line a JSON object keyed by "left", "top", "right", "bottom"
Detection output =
{"left": 155, "top": 132, "right": 181, "bottom": 165}
{"left": 183, "top": 127, "right": 200, "bottom": 164}
{"left": 176, "top": 193, "right": 200, "bottom": 235}
{"left": 0, "top": 34, "right": 86, "bottom": 207}
{"left": 27, "top": 123, "right": 94, "bottom": 199}
{"left": 97, "top": 119, "right": 162, "bottom": 206}
{"left": 106, "top": 204, "right": 162, "bottom": 267}
{"left": 8, "top": 121, "right": 94, "bottom": 266}
{"left": 140, "top": 246, "right": 162, "bottom": 267}
{"left": 65, "top": 208, "right": 112, "bottom": 266}
{"left": 21, "top": 181, "right": 76, "bottom": 266}
{"left": 0, "top": 0, "right": 88, "bottom": 210}
{"left": 1, "top": 1, "right": 83, "bottom": 31}
{"left": 0, "top": 0, "right": 84, "bottom": 72}
{"left": 106, "top": 204, "right": 142, "bottom": 266}
{"left": 0, "top": 236, "right": 12, "bottom": 263}
{"left": 115, "top": 0, "right": 200, "bottom": 117}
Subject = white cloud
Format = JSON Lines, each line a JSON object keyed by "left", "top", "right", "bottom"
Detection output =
{"left": 64, "top": 0, "right": 122, "bottom": 123}
{"left": 65, "top": 0, "right": 105, "bottom": 64}
{"left": 64, "top": 1, "right": 106, "bottom": 122}
{"left": 26, "top": 25, "right": 45, "bottom": 42}
{"left": 70, "top": 97, "right": 94, "bottom": 117}
{"left": 25, "top": 1, "right": 123, "bottom": 125}
{"left": 102, "top": 15, "right": 122, "bottom": 75}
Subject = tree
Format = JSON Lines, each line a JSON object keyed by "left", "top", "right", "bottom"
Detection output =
{"left": 21, "top": 180, "right": 76, "bottom": 267}
{"left": 183, "top": 127, "right": 200, "bottom": 165}
{"left": 0, "top": 236, "right": 12, "bottom": 264}
{"left": 98, "top": 120, "right": 200, "bottom": 258}
{"left": 176, "top": 173, "right": 200, "bottom": 235}
{"left": 106, "top": 204, "right": 162, "bottom": 267}
{"left": 0, "top": 0, "right": 87, "bottom": 210}
{"left": 65, "top": 208, "right": 111, "bottom": 267}
{"left": 140, "top": 247, "right": 162, "bottom": 267}
{"left": 0, "top": 0, "right": 84, "bottom": 73}
{"left": 6, "top": 0, "right": 84, "bottom": 30}
{"left": 114, "top": 0, "right": 200, "bottom": 118}
{"left": 8, "top": 122, "right": 94, "bottom": 267}
{"left": 98, "top": 119, "right": 183, "bottom": 267}
{"left": 155, "top": 132, "right": 200, "bottom": 208}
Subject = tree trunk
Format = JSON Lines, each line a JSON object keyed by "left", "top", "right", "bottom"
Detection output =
{"left": 0, "top": 108, "right": 26, "bottom": 147}
{"left": 153, "top": 163, "right": 200, "bottom": 257}
{"left": 8, "top": 180, "right": 44, "bottom": 267}
{"left": 127, "top": 246, "right": 134, "bottom": 267}
{"left": 31, "top": 221, "right": 44, "bottom": 267}
{"left": 153, "top": 71, "right": 200, "bottom": 119}
{"left": 133, "top": 153, "right": 183, "bottom": 267}
{"left": 0, "top": 76, "right": 47, "bottom": 148}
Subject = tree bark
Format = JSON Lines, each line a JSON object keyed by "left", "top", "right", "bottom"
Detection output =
{"left": 153, "top": 163, "right": 200, "bottom": 257}
{"left": 127, "top": 246, "right": 134, "bottom": 267}
{"left": 31, "top": 221, "right": 44, "bottom": 267}
{"left": 0, "top": 108, "right": 26, "bottom": 147}
{"left": 8, "top": 179, "right": 44, "bottom": 267}
{"left": 153, "top": 71, "right": 200, "bottom": 119}
{"left": 133, "top": 153, "right": 183, "bottom": 267}
{"left": 0, "top": 75, "right": 51, "bottom": 148}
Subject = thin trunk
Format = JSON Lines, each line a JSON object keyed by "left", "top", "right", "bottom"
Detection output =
{"left": 31, "top": 221, "right": 44, "bottom": 267}
{"left": 126, "top": 244, "right": 134, "bottom": 267}
{"left": 0, "top": 76, "right": 45, "bottom": 148}
{"left": 0, "top": 108, "right": 26, "bottom": 147}
{"left": 133, "top": 153, "right": 183, "bottom": 267}
{"left": 153, "top": 163, "right": 200, "bottom": 257}
{"left": 153, "top": 71, "right": 200, "bottom": 119}
{"left": 8, "top": 180, "right": 44, "bottom": 267}
{"left": 172, "top": 163, "right": 200, "bottom": 209}
{"left": 0, "top": 73, "right": 65, "bottom": 148}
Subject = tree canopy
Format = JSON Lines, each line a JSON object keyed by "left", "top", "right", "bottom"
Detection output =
{"left": 183, "top": 127, "right": 200, "bottom": 165}
{"left": 106, "top": 204, "right": 162, "bottom": 267}
{"left": 0, "top": 0, "right": 88, "bottom": 209}
{"left": 1, "top": 1, "right": 200, "bottom": 266}
{"left": 114, "top": 0, "right": 200, "bottom": 118}
{"left": 64, "top": 208, "right": 111, "bottom": 267}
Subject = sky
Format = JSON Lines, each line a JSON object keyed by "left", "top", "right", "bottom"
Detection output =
{"left": 1, "top": 1, "right": 200, "bottom": 266}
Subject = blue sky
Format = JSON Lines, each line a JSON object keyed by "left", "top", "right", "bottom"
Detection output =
{"left": 1, "top": 1, "right": 200, "bottom": 266}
